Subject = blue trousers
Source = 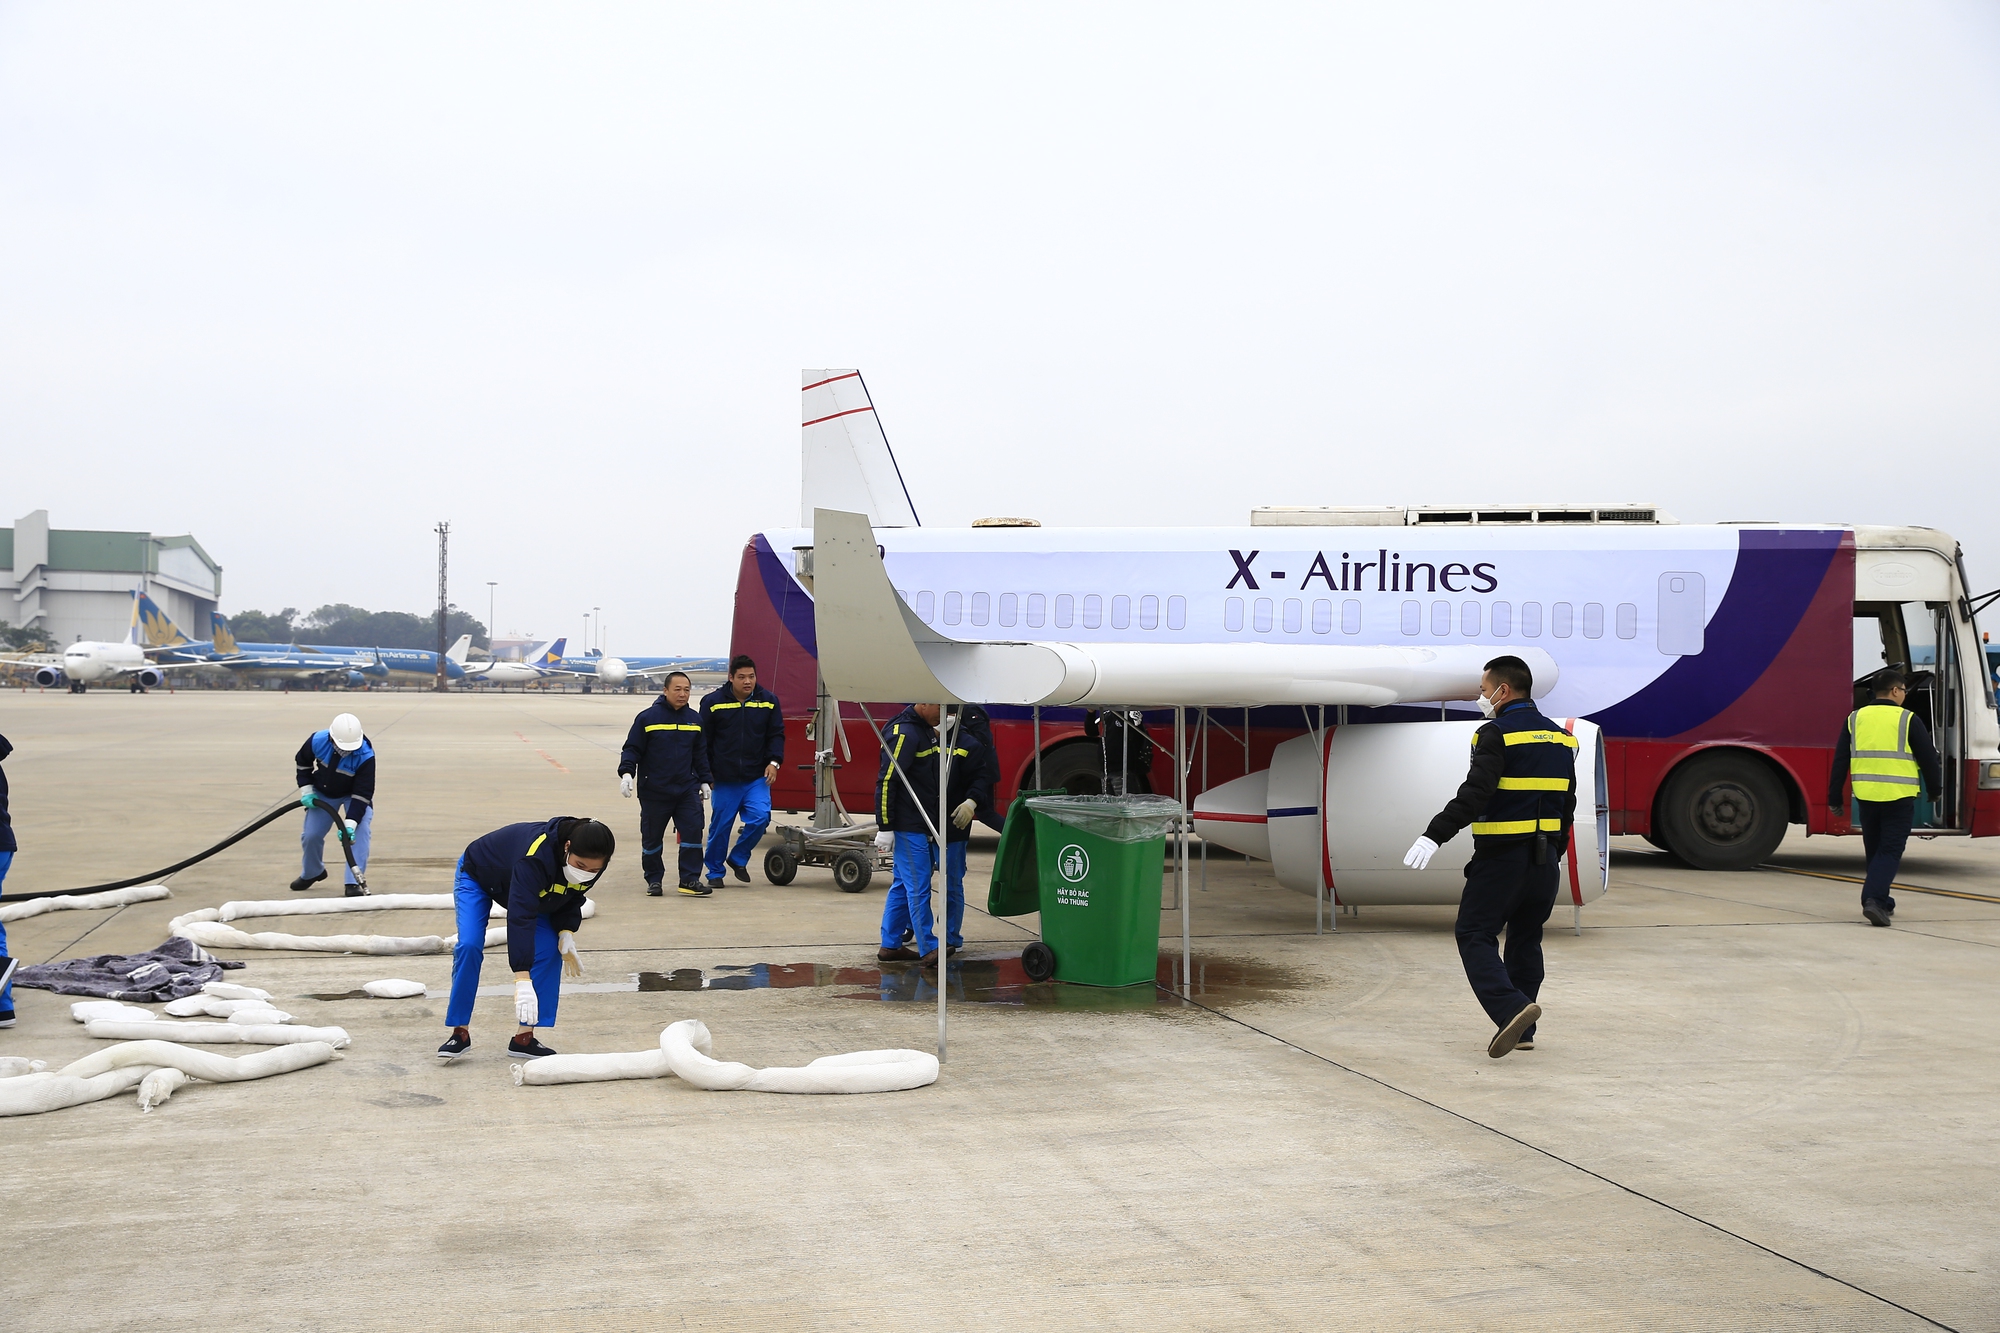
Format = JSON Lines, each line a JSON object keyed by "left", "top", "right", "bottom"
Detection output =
{"left": 640, "top": 789, "right": 704, "bottom": 886}
{"left": 1455, "top": 845, "right": 1558, "bottom": 1039}
{"left": 302, "top": 801, "right": 373, "bottom": 885}
{"left": 0, "top": 850, "right": 12, "bottom": 1011}
{"left": 879, "top": 833, "right": 965, "bottom": 954}
{"left": 1858, "top": 797, "right": 1913, "bottom": 911}
{"left": 444, "top": 864, "right": 560, "bottom": 1029}
{"left": 704, "top": 779, "right": 771, "bottom": 879}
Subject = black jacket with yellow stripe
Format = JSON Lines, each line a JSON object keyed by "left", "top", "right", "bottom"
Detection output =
{"left": 459, "top": 816, "right": 599, "bottom": 972}
{"left": 618, "top": 698, "right": 711, "bottom": 797}
{"left": 1423, "top": 700, "right": 1579, "bottom": 856}
{"left": 875, "top": 706, "right": 991, "bottom": 841}
{"left": 700, "top": 683, "right": 785, "bottom": 783}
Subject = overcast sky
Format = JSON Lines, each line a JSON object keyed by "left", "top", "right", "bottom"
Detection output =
{"left": 3, "top": 3, "right": 1996, "bottom": 652}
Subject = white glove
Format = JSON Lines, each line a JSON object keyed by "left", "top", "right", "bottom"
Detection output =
{"left": 700, "top": 784, "right": 711, "bottom": 800}
{"left": 620, "top": 774, "right": 635, "bottom": 798}
{"left": 297, "top": 784, "right": 315, "bottom": 804}
{"left": 514, "top": 979, "right": 538, "bottom": 1026}
{"left": 339, "top": 818, "right": 359, "bottom": 844}
{"left": 1403, "top": 836, "right": 1439, "bottom": 870}
{"left": 875, "top": 831, "right": 894, "bottom": 852}
{"left": 557, "top": 930, "right": 581, "bottom": 979}
{"left": 952, "top": 799, "right": 976, "bottom": 830}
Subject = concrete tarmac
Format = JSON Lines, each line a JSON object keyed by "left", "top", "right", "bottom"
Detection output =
{"left": 1, "top": 690, "right": 1993, "bottom": 1331}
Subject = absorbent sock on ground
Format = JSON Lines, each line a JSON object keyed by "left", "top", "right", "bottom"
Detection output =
{"left": 83, "top": 1019, "right": 349, "bottom": 1048}
{"left": 138, "top": 1068, "right": 188, "bottom": 1112}
{"left": 71, "top": 1001, "right": 158, "bottom": 1023}
{"left": 14, "top": 937, "right": 244, "bottom": 1002}
{"left": 0, "top": 1066, "right": 156, "bottom": 1117}
{"left": 171, "top": 897, "right": 593, "bottom": 955}
{"left": 513, "top": 1043, "right": 676, "bottom": 1086}
{"left": 165, "top": 995, "right": 280, "bottom": 1018}
{"left": 224, "top": 1007, "right": 292, "bottom": 1025}
{"left": 0, "top": 1057, "right": 48, "bottom": 1077}
{"left": 513, "top": 1019, "right": 937, "bottom": 1094}
{"left": 362, "top": 979, "right": 426, "bottom": 998}
{"left": 0, "top": 885, "right": 171, "bottom": 923}
{"left": 0, "top": 1038, "right": 340, "bottom": 1117}
{"left": 201, "top": 981, "right": 273, "bottom": 1002}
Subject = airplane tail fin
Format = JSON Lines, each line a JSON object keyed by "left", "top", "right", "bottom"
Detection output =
{"left": 801, "top": 370, "right": 921, "bottom": 529}
{"left": 538, "top": 637, "right": 567, "bottom": 666}
{"left": 130, "top": 592, "right": 193, "bottom": 648}
{"left": 446, "top": 634, "right": 473, "bottom": 664}
{"left": 210, "top": 613, "right": 241, "bottom": 656}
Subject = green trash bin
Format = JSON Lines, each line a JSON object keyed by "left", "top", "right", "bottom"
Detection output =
{"left": 987, "top": 792, "right": 1181, "bottom": 987}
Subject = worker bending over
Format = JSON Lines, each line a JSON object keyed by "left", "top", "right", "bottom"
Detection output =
{"left": 1403, "top": 655, "right": 1577, "bottom": 1058}
{"left": 958, "top": 704, "right": 1006, "bottom": 832}
{"left": 292, "top": 712, "right": 374, "bottom": 897}
{"left": 438, "top": 816, "right": 615, "bottom": 1061}
{"left": 875, "top": 704, "right": 989, "bottom": 966}
{"left": 619, "top": 670, "right": 711, "bottom": 896}
{"left": 699, "top": 655, "right": 784, "bottom": 891}
{"left": 1828, "top": 668, "right": 1943, "bottom": 927}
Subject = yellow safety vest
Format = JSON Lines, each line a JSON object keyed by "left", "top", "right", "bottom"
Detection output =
{"left": 1847, "top": 704, "right": 1921, "bottom": 803}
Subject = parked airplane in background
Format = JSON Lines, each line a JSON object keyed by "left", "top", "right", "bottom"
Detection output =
{"left": 459, "top": 638, "right": 568, "bottom": 685}
{"left": 2, "top": 592, "right": 195, "bottom": 692}
{"left": 554, "top": 648, "right": 731, "bottom": 690}
{"left": 148, "top": 600, "right": 470, "bottom": 685}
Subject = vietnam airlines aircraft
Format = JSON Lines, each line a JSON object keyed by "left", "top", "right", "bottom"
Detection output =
{"left": 551, "top": 649, "right": 731, "bottom": 689}
{"left": 4, "top": 592, "right": 202, "bottom": 692}
{"left": 152, "top": 602, "right": 468, "bottom": 685}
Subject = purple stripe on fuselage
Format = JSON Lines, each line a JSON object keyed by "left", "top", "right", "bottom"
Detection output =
{"left": 1587, "top": 529, "right": 1843, "bottom": 740}
{"left": 753, "top": 534, "right": 818, "bottom": 657}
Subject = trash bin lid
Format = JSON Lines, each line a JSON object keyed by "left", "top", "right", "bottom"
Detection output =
{"left": 1024, "top": 794, "right": 1182, "bottom": 843}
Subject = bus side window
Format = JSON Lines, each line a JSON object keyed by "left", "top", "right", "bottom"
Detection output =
{"left": 1552, "top": 603, "right": 1574, "bottom": 638}
{"left": 1658, "top": 572, "right": 1705, "bottom": 655}
{"left": 1224, "top": 597, "right": 1244, "bottom": 632}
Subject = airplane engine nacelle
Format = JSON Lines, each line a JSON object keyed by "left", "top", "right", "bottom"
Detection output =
{"left": 135, "top": 667, "right": 164, "bottom": 689}
{"left": 32, "top": 665, "right": 65, "bottom": 687}
{"left": 346, "top": 671, "right": 370, "bottom": 688}
{"left": 1194, "top": 718, "right": 1608, "bottom": 909}
{"left": 597, "top": 657, "right": 628, "bottom": 686}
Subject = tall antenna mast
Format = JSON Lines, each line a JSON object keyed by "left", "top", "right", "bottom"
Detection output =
{"left": 434, "top": 520, "right": 450, "bottom": 693}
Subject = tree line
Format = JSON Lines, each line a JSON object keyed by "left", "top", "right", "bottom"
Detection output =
{"left": 228, "top": 604, "right": 488, "bottom": 652}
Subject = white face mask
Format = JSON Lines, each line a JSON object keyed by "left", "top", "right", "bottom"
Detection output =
{"left": 1477, "top": 691, "right": 1501, "bottom": 719}
{"left": 564, "top": 861, "right": 600, "bottom": 887}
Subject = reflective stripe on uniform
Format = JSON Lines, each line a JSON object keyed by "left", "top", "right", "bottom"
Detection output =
{"left": 708, "top": 700, "right": 776, "bottom": 711}
{"left": 1470, "top": 817, "right": 1566, "bottom": 835}
{"left": 1496, "top": 776, "right": 1571, "bottom": 791}
{"left": 880, "top": 731, "right": 905, "bottom": 824}
{"left": 526, "top": 833, "right": 546, "bottom": 857}
{"left": 1849, "top": 705, "right": 1920, "bottom": 802}
{"left": 1501, "top": 730, "right": 1579, "bottom": 749}
{"left": 644, "top": 724, "right": 702, "bottom": 732}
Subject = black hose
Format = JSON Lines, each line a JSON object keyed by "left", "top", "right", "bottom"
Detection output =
{"left": 5, "top": 795, "right": 304, "bottom": 902}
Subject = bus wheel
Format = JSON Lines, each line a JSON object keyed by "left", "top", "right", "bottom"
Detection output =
{"left": 1037, "top": 743, "right": 1108, "bottom": 795}
{"left": 1656, "top": 754, "right": 1788, "bottom": 871}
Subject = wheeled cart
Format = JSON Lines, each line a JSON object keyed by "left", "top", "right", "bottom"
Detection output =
{"left": 762, "top": 820, "right": 892, "bottom": 893}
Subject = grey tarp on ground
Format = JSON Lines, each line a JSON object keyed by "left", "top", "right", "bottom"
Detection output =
{"left": 14, "top": 936, "right": 244, "bottom": 1002}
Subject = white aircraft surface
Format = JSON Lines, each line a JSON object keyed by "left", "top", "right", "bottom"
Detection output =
{"left": 459, "top": 637, "right": 569, "bottom": 685}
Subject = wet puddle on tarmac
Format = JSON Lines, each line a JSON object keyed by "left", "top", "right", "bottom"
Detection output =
{"left": 315, "top": 956, "right": 1310, "bottom": 1009}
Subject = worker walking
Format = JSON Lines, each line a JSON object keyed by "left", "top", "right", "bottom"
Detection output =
{"left": 619, "top": 670, "right": 711, "bottom": 897}
{"left": 699, "top": 655, "right": 784, "bottom": 892}
{"left": 1403, "top": 655, "right": 1577, "bottom": 1058}
{"left": 874, "top": 704, "right": 988, "bottom": 966}
{"left": 292, "top": 712, "right": 374, "bottom": 897}
{"left": 1828, "top": 669, "right": 1943, "bottom": 927}
{"left": 438, "top": 815, "right": 615, "bottom": 1061}
{"left": 0, "top": 732, "right": 17, "bottom": 1029}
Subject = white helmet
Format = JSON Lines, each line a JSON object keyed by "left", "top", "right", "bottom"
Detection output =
{"left": 329, "top": 713, "right": 364, "bottom": 752}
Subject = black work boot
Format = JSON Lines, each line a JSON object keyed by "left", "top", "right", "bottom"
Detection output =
{"left": 289, "top": 871, "right": 328, "bottom": 893}
{"left": 646, "top": 882, "right": 664, "bottom": 897}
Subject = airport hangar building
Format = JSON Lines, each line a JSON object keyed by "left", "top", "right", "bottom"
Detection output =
{"left": 0, "top": 509, "right": 221, "bottom": 646}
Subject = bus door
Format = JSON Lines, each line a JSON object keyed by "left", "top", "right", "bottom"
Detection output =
{"left": 1853, "top": 601, "right": 1964, "bottom": 830}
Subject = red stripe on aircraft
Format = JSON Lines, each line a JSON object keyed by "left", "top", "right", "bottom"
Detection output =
{"left": 1193, "top": 811, "right": 1267, "bottom": 824}
{"left": 801, "top": 372, "right": 861, "bottom": 393}
{"left": 801, "top": 406, "right": 876, "bottom": 428}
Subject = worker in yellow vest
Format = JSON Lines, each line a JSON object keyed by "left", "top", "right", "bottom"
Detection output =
{"left": 1827, "top": 669, "right": 1942, "bottom": 927}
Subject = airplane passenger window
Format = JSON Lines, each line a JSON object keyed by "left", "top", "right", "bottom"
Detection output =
{"left": 1026, "top": 593, "right": 1046, "bottom": 628}
{"left": 1582, "top": 603, "right": 1603, "bottom": 639}
{"left": 1111, "top": 596, "right": 1131, "bottom": 630}
{"left": 897, "top": 589, "right": 909, "bottom": 603}
{"left": 1342, "top": 600, "right": 1361, "bottom": 634}
{"left": 1492, "top": 602, "right": 1513, "bottom": 636}
{"left": 1224, "top": 597, "right": 1244, "bottom": 632}
{"left": 1552, "top": 602, "right": 1574, "bottom": 638}
{"left": 970, "top": 592, "right": 990, "bottom": 627}
{"left": 1312, "top": 600, "right": 1332, "bottom": 634}
{"left": 1521, "top": 602, "right": 1542, "bottom": 637}
{"left": 1054, "top": 594, "right": 1074, "bottom": 628}
{"left": 1615, "top": 603, "right": 1637, "bottom": 639}
{"left": 998, "top": 593, "right": 1017, "bottom": 627}
{"left": 1082, "top": 595, "right": 1103, "bottom": 629}
{"left": 1461, "top": 602, "right": 1481, "bottom": 636}
{"left": 1283, "top": 599, "right": 1303, "bottom": 633}
{"left": 1138, "top": 596, "right": 1158, "bottom": 630}
{"left": 943, "top": 592, "right": 963, "bottom": 625}
{"left": 916, "top": 591, "right": 935, "bottom": 622}
{"left": 1431, "top": 601, "right": 1451, "bottom": 636}
{"left": 1254, "top": 598, "right": 1274, "bottom": 633}
{"left": 1166, "top": 596, "right": 1186, "bottom": 630}
{"left": 1401, "top": 601, "right": 1420, "bottom": 635}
